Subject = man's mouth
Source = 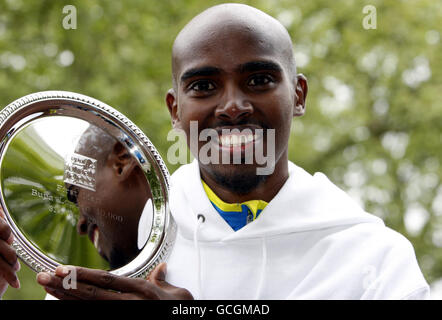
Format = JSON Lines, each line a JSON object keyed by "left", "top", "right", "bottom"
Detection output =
{"left": 218, "top": 132, "right": 259, "bottom": 147}
{"left": 211, "top": 125, "right": 264, "bottom": 151}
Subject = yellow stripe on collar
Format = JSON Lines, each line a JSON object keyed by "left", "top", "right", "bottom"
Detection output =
{"left": 201, "top": 180, "right": 268, "bottom": 219}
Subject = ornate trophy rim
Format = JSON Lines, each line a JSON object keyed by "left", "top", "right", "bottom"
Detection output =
{"left": 0, "top": 90, "right": 177, "bottom": 278}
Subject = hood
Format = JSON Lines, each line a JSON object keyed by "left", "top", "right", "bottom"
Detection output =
{"left": 169, "top": 160, "right": 384, "bottom": 243}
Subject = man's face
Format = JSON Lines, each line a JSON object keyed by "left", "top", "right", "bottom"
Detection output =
{"left": 70, "top": 142, "right": 151, "bottom": 269}
{"left": 168, "top": 23, "right": 306, "bottom": 190}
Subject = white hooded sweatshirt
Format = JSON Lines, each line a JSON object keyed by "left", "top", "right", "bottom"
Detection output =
{"left": 166, "top": 160, "right": 430, "bottom": 300}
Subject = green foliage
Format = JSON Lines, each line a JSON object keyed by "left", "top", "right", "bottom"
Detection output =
{"left": 0, "top": 0, "right": 440, "bottom": 299}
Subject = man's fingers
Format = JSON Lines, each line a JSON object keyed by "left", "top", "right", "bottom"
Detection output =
{"left": 55, "top": 266, "right": 146, "bottom": 293}
{"left": 44, "top": 287, "right": 80, "bottom": 300}
{"left": 0, "top": 209, "right": 14, "bottom": 245}
{"left": 6, "top": 234, "right": 13, "bottom": 245}
{"left": 0, "top": 257, "right": 19, "bottom": 289}
{"left": 149, "top": 263, "right": 167, "bottom": 283}
{"left": 13, "top": 260, "right": 20, "bottom": 271}
{"left": 37, "top": 271, "right": 129, "bottom": 300}
{"left": 0, "top": 240, "right": 18, "bottom": 266}
{"left": 67, "top": 281, "right": 128, "bottom": 300}
{"left": 0, "top": 218, "right": 12, "bottom": 242}
{"left": 0, "top": 217, "right": 19, "bottom": 289}
{"left": 37, "top": 272, "right": 87, "bottom": 300}
{"left": 147, "top": 263, "right": 178, "bottom": 293}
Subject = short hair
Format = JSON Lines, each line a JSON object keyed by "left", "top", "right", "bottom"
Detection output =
{"left": 75, "top": 125, "right": 117, "bottom": 169}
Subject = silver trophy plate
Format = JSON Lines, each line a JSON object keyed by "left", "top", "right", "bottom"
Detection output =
{"left": 0, "top": 91, "right": 176, "bottom": 278}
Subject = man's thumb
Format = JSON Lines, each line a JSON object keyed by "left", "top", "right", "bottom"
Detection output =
{"left": 148, "top": 262, "right": 167, "bottom": 282}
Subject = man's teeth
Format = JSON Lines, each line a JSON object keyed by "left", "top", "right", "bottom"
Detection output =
{"left": 93, "top": 228, "right": 100, "bottom": 249}
{"left": 219, "top": 134, "right": 257, "bottom": 146}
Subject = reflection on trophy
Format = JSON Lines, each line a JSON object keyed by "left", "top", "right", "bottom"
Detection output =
{"left": 0, "top": 91, "right": 175, "bottom": 280}
{"left": 64, "top": 125, "right": 153, "bottom": 269}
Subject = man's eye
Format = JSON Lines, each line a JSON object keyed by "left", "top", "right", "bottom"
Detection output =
{"left": 189, "top": 80, "right": 215, "bottom": 92}
{"left": 248, "top": 75, "right": 273, "bottom": 86}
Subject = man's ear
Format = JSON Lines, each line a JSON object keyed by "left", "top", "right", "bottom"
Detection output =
{"left": 293, "top": 74, "right": 308, "bottom": 117}
{"left": 166, "top": 88, "right": 181, "bottom": 129}
{"left": 109, "top": 142, "right": 137, "bottom": 181}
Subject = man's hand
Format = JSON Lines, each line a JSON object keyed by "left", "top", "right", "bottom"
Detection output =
{"left": 36, "top": 263, "right": 193, "bottom": 300}
{"left": 0, "top": 207, "right": 20, "bottom": 298}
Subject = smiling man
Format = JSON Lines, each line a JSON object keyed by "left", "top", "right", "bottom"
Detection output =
{"left": 161, "top": 4, "right": 429, "bottom": 299}
{"left": 0, "top": 3, "right": 429, "bottom": 300}
{"left": 167, "top": 4, "right": 305, "bottom": 203}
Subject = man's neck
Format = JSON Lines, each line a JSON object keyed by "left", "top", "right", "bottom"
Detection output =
{"left": 199, "top": 157, "right": 289, "bottom": 204}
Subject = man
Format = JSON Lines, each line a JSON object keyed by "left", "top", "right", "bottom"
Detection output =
{"left": 69, "top": 124, "right": 153, "bottom": 269}
{"left": 0, "top": 3, "right": 429, "bottom": 299}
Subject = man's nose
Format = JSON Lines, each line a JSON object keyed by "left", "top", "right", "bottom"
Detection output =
{"left": 215, "top": 86, "right": 253, "bottom": 122}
